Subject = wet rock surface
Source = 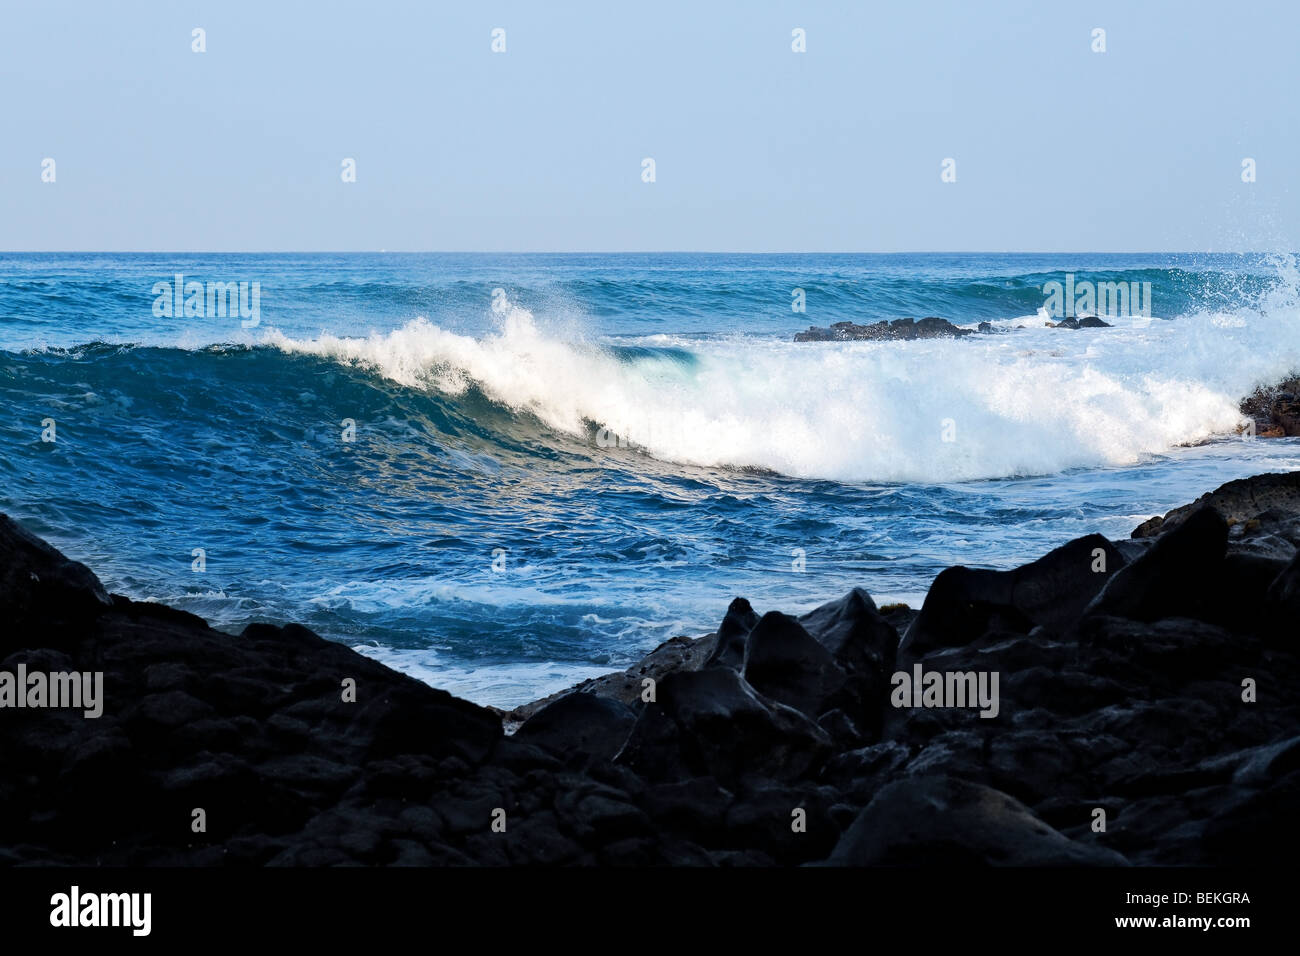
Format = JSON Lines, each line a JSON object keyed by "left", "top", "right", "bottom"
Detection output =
{"left": 794, "top": 317, "right": 973, "bottom": 341}
{"left": 1241, "top": 375, "right": 1300, "bottom": 437}
{"left": 2, "top": 472, "right": 1298, "bottom": 865}
{"left": 793, "top": 315, "right": 1111, "bottom": 342}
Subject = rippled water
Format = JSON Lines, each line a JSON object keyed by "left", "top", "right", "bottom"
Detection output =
{"left": 3, "top": 252, "right": 1298, "bottom": 705}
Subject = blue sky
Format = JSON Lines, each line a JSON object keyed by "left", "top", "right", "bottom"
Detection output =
{"left": 1, "top": 0, "right": 1296, "bottom": 252}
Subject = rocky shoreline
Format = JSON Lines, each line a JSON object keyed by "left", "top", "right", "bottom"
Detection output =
{"left": 2, "top": 470, "right": 1299, "bottom": 866}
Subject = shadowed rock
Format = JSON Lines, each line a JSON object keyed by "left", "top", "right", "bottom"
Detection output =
{"left": 741, "top": 612, "right": 846, "bottom": 718}
{"left": 505, "top": 631, "right": 718, "bottom": 726}
{"left": 1265, "top": 549, "right": 1300, "bottom": 639}
{"left": 798, "top": 587, "right": 897, "bottom": 675}
{"left": 797, "top": 588, "right": 899, "bottom": 739}
{"left": 1086, "top": 507, "right": 1227, "bottom": 622}
{"left": 0, "top": 513, "right": 502, "bottom": 865}
{"left": 901, "top": 533, "right": 1125, "bottom": 657}
{"left": 0, "top": 515, "right": 112, "bottom": 649}
{"left": 826, "top": 776, "right": 1128, "bottom": 866}
{"left": 515, "top": 692, "right": 637, "bottom": 764}
{"left": 703, "top": 597, "right": 760, "bottom": 670}
{"left": 615, "top": 668, "right": 834, "bottom": 786}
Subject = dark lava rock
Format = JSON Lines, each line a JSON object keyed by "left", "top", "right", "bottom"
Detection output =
{"left": 0, "top": 513, "right": 500, "bottom": 865}
{"left": 615, "top": 668, "right": 834, "bottom": 787}
{"left": 825, "top": 776, "right": 1127, "bottom": 866}
{"left": 506, "top": 631, "right": 718, "bottom": 725}
{"left": 741, "top": 612, "right": 846, "bottom": 718}
{"left": 1132, "top": 470, "right": 1300, "bottom": 539}
{"left": 515, "top": 692, "right": 636, "bottom": 763}
{"left": 0, "top": 515, "right": 112, "bottom": 646}
{"left": 798, "top": 587, "right": 897, "bottom": 677}
{"left": 1047, "top": 316, "right": 1113, "bottom": 329}
{"left": 704, "top": 597, "right": 760, "bottom": 670}
{"left": 1265, "top": 548, "right": 1300, "bottom": 636}
{"left": 1241, "top": 376, "right": 1300, "bottom": 437}
{"left": 1086, "top": 507, "right": 1227, "bottom": 622}
{"left": 639, "top": 776, "right": 734, "bottom": 840}
{"left": 901, "top": 533, "right": 1125, "bottom": 657}
{"left": 795, "top": 316, "right": 1109, "bottom": 342}
{"left": 722, "top": 782, "right": 840, "bottom": 863}
{"left": 796, "top": 588, "right": 899, "bottom": 738}
{"left": 4, "top": 464, "right": 1300, "bottom": 867}
{"left": 794, "top": 317, "right": 973, "bottom": 342}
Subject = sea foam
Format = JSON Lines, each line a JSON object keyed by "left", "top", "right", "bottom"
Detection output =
{"left": 266, "top": 283, "right": 1300, "bottom": 484}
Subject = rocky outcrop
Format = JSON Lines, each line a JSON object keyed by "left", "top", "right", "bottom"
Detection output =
{"left": 1241, "top": 375, "right": 1300, "bottom": 437}
{"left": 825, "top": 776, "right": 1127, "bottom": 866}
{"left": 794, "top": 317, "right": 972, "bottom": 341}
{"left": 0, "top": 519, "right": 504, "bottom": 866}
{"left": 899, "top": 534, "right": 1126, "bottom": 658}
{"left": 1088, "top": 507, "right": 1228, "bottom": 622}
{"left": 1132, "top": 470, "right": 1300, "bottom": 543}
{"left": 2, "top": 471, "right": 1299, "bottom": 866}
{"left": 1045, "top": 315, "right": 1112, "bottom": 329}
{"left": 793, "top": 315, "right": 1111, "bottom": 341}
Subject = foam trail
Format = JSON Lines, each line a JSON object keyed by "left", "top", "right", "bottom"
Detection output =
{"left": 266, "top": 288, "right": 1300, "bottom": 484}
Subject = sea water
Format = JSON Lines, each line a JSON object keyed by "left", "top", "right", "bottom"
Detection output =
{"left": 3, "top": 252, "right": 1298, "bottom": 706}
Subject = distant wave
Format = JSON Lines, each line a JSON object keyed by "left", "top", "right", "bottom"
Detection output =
{"left": 281, "top": 264, "right": 1290, "bottom": 321}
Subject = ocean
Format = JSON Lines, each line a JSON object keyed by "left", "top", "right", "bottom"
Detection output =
{"left": 3, "top": 252, "right": 1299, "bottom": 707}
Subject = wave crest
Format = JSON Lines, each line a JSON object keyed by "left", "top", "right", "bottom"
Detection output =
{"left": 263, "top": 285, "right": 1300, "bottom": 483}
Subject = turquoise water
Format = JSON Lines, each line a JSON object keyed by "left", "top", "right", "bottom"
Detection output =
{"left": 3, "top": 252, "right": 1299, "bottom": 705}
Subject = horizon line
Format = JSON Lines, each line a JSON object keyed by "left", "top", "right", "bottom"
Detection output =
{"left": 0, "top": 250, "right": 1290, "bottom": 256}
